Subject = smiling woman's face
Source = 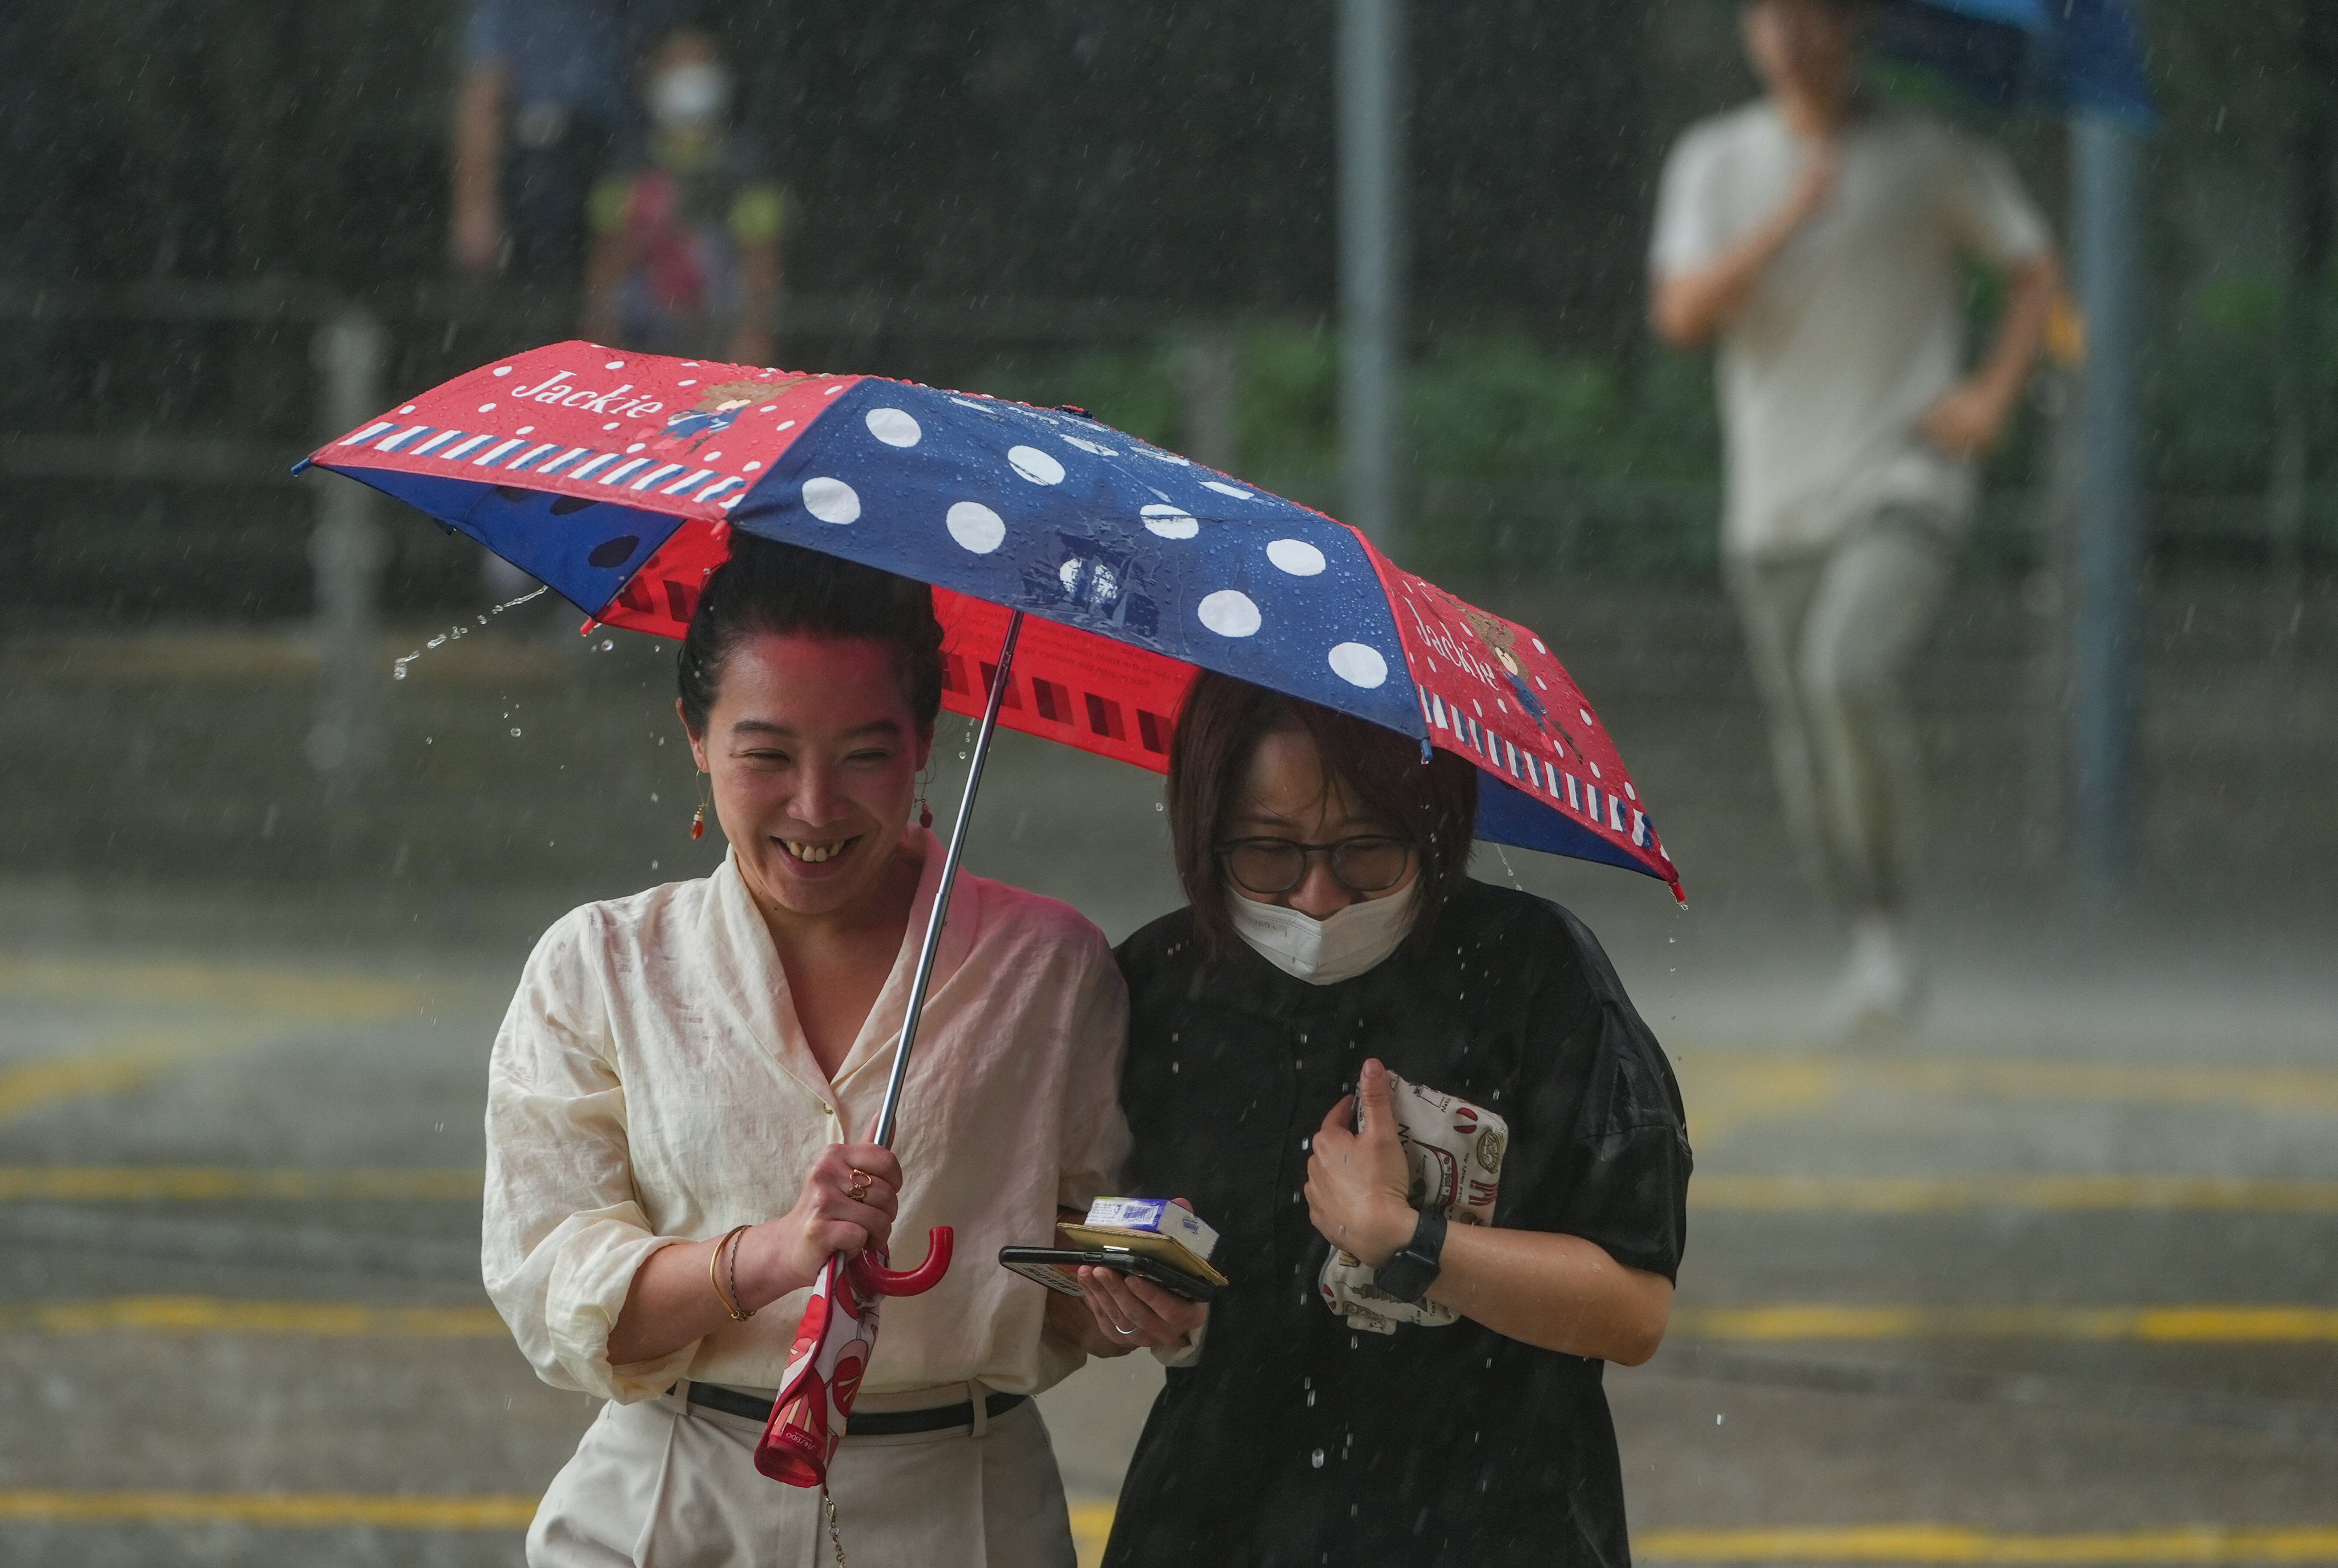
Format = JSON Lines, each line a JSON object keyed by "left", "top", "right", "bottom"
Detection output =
{"left": 682, "top": 632, "right": 931, "bottom": 919}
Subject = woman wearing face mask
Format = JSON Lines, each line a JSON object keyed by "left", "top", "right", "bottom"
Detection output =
{"left": 485, "top": 536, "right": 1126, "bottom": 1567}
{"left": 582, "top": 26, "right": 784, "bottom": 363}
{"left": 1066, "top": 671, "right": 1691, "bottom": 1567}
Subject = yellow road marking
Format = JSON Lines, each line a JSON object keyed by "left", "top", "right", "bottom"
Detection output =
{"left": 0, "top": 1025, "right": 261, "bottom": 1124}
{"left": 1682, "top": 1057, "right": 1848, "bottom": 1142}
{"left": 1, "top": 1494, "right": 2331, "bottom": 1559}
{"left": 1070, "top": 1500, "right": 1114, "bottom": 1568}
{"left": 1674, "top": 1053, "right": 2338, "bottom": 1146}
{"left": 0, "top": 1167, "right": 482, "bottom": 1202}
{"left": 0, "top": 1489, "right": 535, "bottom": 1530}
{"left": 2, "top": 1297, "right": 504, "bottom": 1339}
{"left": 1692, "top": 1176, "right": 2338, "bottom": 1214}
{"left": 0, "top": 957, "right": 429, "bottom": 1125}
{"left": 1634, "top": 1526, "right": 2338, "bottom": 1563}
{"left": 1872, "top": 1060, "right": 2338, "bottom": 1119}
{"left": 15, "top": 1296, "right": 2332, "bottom": 1347}
{"left": 10, "top": 1168, "right": 2336, "bottom": 1213}
{"left": 0, "top": 957, "right": 420, "bottom": 1020}
{"left": 1674, "top": 1305, "right": 2338, "bottom": 1344}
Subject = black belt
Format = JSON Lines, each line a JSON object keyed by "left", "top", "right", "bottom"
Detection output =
{"left": 682, "top": 1382, "right": 1027, "bottom": 1437}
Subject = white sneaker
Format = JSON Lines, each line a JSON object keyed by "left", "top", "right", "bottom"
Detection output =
{"left": 1826, "top": 916, "right": 1924, "bottom": 1037}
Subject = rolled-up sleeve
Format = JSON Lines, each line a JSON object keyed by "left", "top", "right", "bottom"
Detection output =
{"left": 482, "top": 912, "right": 696, "bottom": 1402}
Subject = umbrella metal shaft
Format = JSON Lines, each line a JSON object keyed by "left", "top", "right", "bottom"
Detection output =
{"left": 870, "top": 609, "right": 1026, "bottom": 1151}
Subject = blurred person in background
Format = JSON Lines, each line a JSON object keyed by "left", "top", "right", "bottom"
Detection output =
{"left": 581, "top": 26, "right": 785, "bottom": 365}
{"left": 1063, "top": 674, "right": 1690, "bottom": 1567}
{"left": 450, "top": 0, "right": 672, "bottom": 285}
{"left": 1650, "top": 0, "right": 2059, "bottom": 1032}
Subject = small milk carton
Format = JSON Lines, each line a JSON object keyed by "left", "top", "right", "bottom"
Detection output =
{"left": 1058, "top": 1196, "right": 1228, "bottom": 1285}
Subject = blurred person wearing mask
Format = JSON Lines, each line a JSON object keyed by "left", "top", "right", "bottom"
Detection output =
{"left": 581, "top": 27, "right": 785, "bottom": 365}
{"left": 1059, "top": 672, "right": 1691, "bottom": 1568}
{"left": 1650, "top": 0, "right": 2059, "bottom": 1031}
{"left": 450, "top": 0, "right": 672, "bottom": 284}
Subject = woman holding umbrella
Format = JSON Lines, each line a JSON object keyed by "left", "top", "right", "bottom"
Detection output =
{"left": 483, "top": 535, "right": 1127, "bottom": 1566}
{"left": 1065, "top": 672, "right": 1692, "bottom": 1566}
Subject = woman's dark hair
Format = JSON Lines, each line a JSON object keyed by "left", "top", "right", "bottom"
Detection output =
{"left": 1166, "top": 670, "right": 1479, "bottom": 952}
{"left": 677, "top": 534, "right": 945, "bottom": 736}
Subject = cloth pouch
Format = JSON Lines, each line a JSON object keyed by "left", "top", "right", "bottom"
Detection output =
{"left": 1317, "top": 1075, "right": 1509, "bottom": 1333}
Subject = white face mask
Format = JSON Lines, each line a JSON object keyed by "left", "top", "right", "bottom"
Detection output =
{"left": 1226, "top": 881, "right": 1418, "bottom": 986}
{"left": 649, "top": 63, "right": 731, "bottom": 131}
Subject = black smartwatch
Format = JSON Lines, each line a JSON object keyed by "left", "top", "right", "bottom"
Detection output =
{"left": 1372, "top": 1208, "right": 1447, "bottom": 1305}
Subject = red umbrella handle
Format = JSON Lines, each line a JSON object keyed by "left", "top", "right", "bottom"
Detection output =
{"left": 756, "top": 1228, "right": 956, "bottom": 1489}
{"left": 849, "top": 1226, "right": 953, "bottom": 1297}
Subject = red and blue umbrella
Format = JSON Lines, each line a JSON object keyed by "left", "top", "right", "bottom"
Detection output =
{"left": 303, "top": 341, "right": 1680, "bottom": 1490}
{"left": 305, "top": 341, "right": 1678, "bottom": 896}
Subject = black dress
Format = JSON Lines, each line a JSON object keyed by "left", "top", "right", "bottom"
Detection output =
{"left": 1102, "top": 879, "right": 1692, "bottom": 1568}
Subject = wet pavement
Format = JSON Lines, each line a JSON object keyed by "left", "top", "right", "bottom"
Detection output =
{"left": 2, "top": 609, "right": 2333, "bottom": 1565}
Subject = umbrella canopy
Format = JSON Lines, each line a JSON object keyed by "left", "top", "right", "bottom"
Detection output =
{"left": 1878, "top": 0, "right": 2152, "bottom": 123}
{"left": 307, "top": 341, "right": 1680, "bottom": 897}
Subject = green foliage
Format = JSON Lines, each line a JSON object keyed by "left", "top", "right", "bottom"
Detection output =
{"left": 978, "top": 342, "right": 1185, "bottom": 450}
{"left": 2150, "top": 270, "right": 2283, "bottom": 492}
{"left": 980, "top": 328, "right": 1727, "bottom": 581}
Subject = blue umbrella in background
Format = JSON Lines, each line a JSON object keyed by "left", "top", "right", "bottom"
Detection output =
{"left": 1877, "top": 0, "right": 2153, "bottom": 123}
{"left": 1873, "top": 0, "right": 2155, "bottom": 893}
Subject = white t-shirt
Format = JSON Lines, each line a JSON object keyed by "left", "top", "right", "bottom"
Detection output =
{"left": 1651, "top": 101, "right": 2051, "bottom": 559}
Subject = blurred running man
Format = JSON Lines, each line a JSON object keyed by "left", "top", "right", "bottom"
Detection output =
{"left": 1650, "top": 0, "right": 2059, "bottom": 1031}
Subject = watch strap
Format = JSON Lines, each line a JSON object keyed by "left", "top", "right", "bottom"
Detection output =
{"left": 1372, "top": 1208, "right": 1447, "bottom": 1305}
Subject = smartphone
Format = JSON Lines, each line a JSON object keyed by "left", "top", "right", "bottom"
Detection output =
{"left": 997, "top": 1245, "right": 1218, "bottom": 1303}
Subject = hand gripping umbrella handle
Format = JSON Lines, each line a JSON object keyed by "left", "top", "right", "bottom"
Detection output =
{"left": 849, "top": 1226, "right": 954, "bottom": 1297}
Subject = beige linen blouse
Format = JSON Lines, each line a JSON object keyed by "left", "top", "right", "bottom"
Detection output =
{"left": 482, "top": 830, "right": 1131, "bottom": 1405}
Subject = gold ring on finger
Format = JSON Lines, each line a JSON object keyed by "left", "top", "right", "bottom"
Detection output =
{"left": 846, "top": 1169, "right": 872, "bottom": 1203}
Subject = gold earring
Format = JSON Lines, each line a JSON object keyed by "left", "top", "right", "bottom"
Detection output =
{"left": 691, "top": 771, "right": 710, "bottom": 840}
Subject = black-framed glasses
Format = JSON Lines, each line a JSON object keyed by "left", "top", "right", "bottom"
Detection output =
{"left": 1214, "top": 836, "right": 1415, "bottom": 897}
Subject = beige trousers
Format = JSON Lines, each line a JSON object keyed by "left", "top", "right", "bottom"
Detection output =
{"left": 1727, "top": 507, "right": 1957, "bottom": 919}
{"left": 528, "top": 1384, "right": 1078, "bottom": 1568}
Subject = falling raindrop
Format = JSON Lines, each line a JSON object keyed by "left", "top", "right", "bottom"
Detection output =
{"left": 389, "top": 588, "right": 547, "bottom": 675}
{"left": 510, "top": 728, "right": 523, "bottom": 737}
{"left": 1311, "top": 1449, "right": 1325, "bottom": 1469}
